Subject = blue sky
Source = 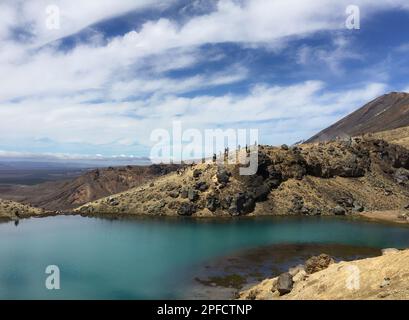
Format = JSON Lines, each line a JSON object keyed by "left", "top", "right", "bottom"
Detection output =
{"left": 1, "top": 0, "right": 409, "bottom": 160}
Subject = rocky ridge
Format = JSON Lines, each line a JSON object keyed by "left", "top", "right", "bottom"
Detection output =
{"left": 0, "top": 198, "right": 45, "bottom": 221}
{"left": 75, "top": 136, "right": 409, "bottom": 217}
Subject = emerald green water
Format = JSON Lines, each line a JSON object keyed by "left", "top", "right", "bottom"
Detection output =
{"left": 0, "top": 215, "right": 409, "bottom": 299}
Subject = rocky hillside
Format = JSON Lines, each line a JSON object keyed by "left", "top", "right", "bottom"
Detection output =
{"left": 372, "top": 125, "right": 409, "bottom": 149}
{"left": 0, "top": 199, "right": 45, "bottom": 221}
{"left": 239, "top": 249, "right": 409, "bottom": 300}
{"left": 307, "top": 92, "right": 409, "bottom": 143}
{"left": 76, "top": 137, "right": 409, "bottom": 218}
{"left": 0, "top": 164, "right": 180, "bottom": 211}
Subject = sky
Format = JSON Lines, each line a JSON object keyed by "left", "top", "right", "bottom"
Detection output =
{"left": 1, "top": 0, "right": 409, "bottom": 161}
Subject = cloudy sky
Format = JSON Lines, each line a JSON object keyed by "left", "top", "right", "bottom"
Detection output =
{"left": 1, "top": 0, "right": 409, "bottom": 160}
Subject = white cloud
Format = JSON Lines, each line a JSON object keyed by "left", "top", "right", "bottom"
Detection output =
{"left": 1, "top": 0, "right": 407, "bottom": 103}
{"left": 0, "top": 0, "right": 407, "bottom": 156}
{"left": 296, "top": 35, "right": 363, "bottom": 74}
{"left": 0, "top": 0, "right": 175, "bottom": 44}
{"left": 0, "top": 80, "right": 387, "bottom": 153}
{"left": 107, "top": 65, "right": 248, "bottom": 100}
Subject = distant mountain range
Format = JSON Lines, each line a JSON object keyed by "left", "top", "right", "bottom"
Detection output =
{"left": 307, "top": 92, "right": 409, "bottom": 143}
{"left": 0, "top": 164, "right": 180, "bottom": 211}
{"left": 0, "top": 157, "right": 151, "bottom": 169}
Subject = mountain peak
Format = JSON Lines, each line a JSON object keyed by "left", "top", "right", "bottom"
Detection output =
{"left": 307, "top": 92, "right": 409, "bottom": 143}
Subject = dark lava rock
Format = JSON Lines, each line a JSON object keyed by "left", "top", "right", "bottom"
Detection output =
{"left": 277, "top": 273, "right": 293, "bottom": 295}
{"left": 221, "top": 196, "right": 233, "bottom": 209}
{"left": 216, "top": 168, "right": 231, "bottom": 184}
{"left": 291, "top": 195, "right": 304, "bottom": 213}
{"left": 168, "top": 190, "right": 179, "bottom": 198}
{"left": 195, "top": 181, "right": 209, "bottom": 192}
{"left": 337, "top": 197, "right": 354, "bottom": 208}
{"left": 177, "top": 203, "right": 197, "bottom": 216}
{"left": 188, "top": 188, "right": 199, "bottom": 202}
{"left": 180, "top": 188, "right": 189, "bottom": 199}
{"left": 394, "top": 168, "right": 409, "bottom": 185}
{"left": 193, "top": 169, "right": 202, "bottom": 178}
{"left": 333, "top": 205, "right": 346, "bottom": 216}
{"left": 352, "top": 201, "right": 364, "bottom": 212}
{"left": 305, "top": 254, "right": 334, "bottom": 274}
{"left": 251, "top": 184, "right": 270, "bottom": 201}
{"left": 384, "top": 189, "right": 393, "bottom": 196}
{"left": 108, "top": 197, "right": 119, "bottom": 206}
{"left": 180, "top": 189, "right": 189, "bottom": 199}
{"left": 281, "top": 144, "right": 289, "bottom": 151}
{"left": 267, "top": 178, "right": 281, "bottom": 189}
{"left": 309, "top": 208, "right": 322, "bottom": 216}
{"left": 229, "top": 193, "right": 255, "bottom": 216}
{"left": 206, "top": 195, "right": 220, "bottom": 212}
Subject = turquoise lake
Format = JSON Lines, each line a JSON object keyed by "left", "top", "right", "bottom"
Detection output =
{"left": 0, "top": 215, "right": 409, "bottom": 299}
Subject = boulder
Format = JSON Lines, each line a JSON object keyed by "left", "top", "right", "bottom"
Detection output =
{"left": 195, "top": 181, "right": 209, "bottom": 192}
{"left": 309, "top": 208, "right": 322, "bottom": 216}
{"left": 252, "top": 184, "right": 270, "bottom": 201}
{"left": 267, "top": 178, "right": 281, "bottom": 189}
{"left": 180, "top": 189, "right": 189, "bottom": 199}
{"left": 168, "top": 190, "right": 179, "bottom": 198}
{"left": 107, "top": 197, "right": 119, "bottom": 206}
{"left": 277, "top": 273, "right": 293, "bottom": 295}
{"left": 221, "top": 196, "right": 232, "bottom": 209}
{"left": 290, "top": 195, "right": 304, "bottom": 213}
{"left": 206, "top": 195, "right": 220, "bottom": 212}
{"left": 177, "top": 203, "right": 197, "bottom": 216}
{"left": 188, "top": 188, "right": 199, "bottom": 202}
{"left": 333, "top": 205, "right": 346, "bottom": 216}
{"left": 305, "top": 254, "right": 334, "bottom": 274}
{"left": 192, "top": 169, "right": 202, "bottom": 178}
{"left": 229, "top": 193, "right": 255, "bottom": 216}
{"left": 352, "top": 201, "right": 364, "bottom": 212}
{"left": 216, "top": 168, "right": 230, "bottom": 184}
{"left": 337, "top": 197, "right": 354, "bottom": 208}
{"left": 281, "top": 144, "right": 289, "bottom": 151}
{"left": 394, "top": 168, "right": 409, "bottom": 185}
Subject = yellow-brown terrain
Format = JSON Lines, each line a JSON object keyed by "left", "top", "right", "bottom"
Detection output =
{"left": 0, "top": 199, "right": 45, "bottom": 221}
{"left": 0, "top": 164, "right": 180, "bottom": 211}
{"left": 239, "top": 249, "right": 409, "bottom": 300}
{"left": 75, "top": 136, "right": 409, "bottom": 219}
{"left": 373, "top": 125, "right": 409, "bottom": 149}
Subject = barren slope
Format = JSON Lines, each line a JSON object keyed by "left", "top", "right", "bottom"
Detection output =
{"left": 307, "top": 92, "right": 409, "bottom": 143}
{"left": 0, "top": 164, "right": 180, "bottom": 211}
{"left": 372, "top": 125, "right": 409, "bottom": 149}
{"left": 76, "top": 137, "right": 409, "bottom": 218}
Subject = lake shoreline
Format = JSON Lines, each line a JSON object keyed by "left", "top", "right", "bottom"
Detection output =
{"left": 3, "top": 210, "right": 409, "bottom": 229}
{"left": 239, "top": 248, "right": 409, "bottom": 300}
{"left": 185, "top": 242, "right": 382, "bottom": 300}
{"left": 1, "top": 215, "right": 409, "bottom": 299}
{"left": 359, "top": 210, "right": 409, "bottom": 225}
